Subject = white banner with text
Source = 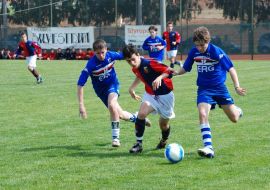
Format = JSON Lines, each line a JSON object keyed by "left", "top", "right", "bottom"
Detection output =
{"left": 125, "top": 25, "right": 161, "bottom": 47}
{"left": 27, "top": 27, "right": 94, "bottom": 49}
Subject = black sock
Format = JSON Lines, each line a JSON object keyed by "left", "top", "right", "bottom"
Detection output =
{"left": 135, "top": 118, "right": 145, "bottom": 143}
{"left": 161, "top": 126, "right": 170, "bottom": 141}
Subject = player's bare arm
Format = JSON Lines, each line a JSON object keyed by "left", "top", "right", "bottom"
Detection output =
{"left": 128, "top": 77, "right": 141, "bottom": 101}
{"left": 77, "top": 85, "right": 87, "bottom": 119}
{"left": 229, "top": 67, "right": 246, "bottom": 96}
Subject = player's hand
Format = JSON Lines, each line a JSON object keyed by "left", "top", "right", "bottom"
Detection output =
{"left": 79, "top": 105, "right": 87, "bottom": 119}
{"left": 129, "top": 89, "right": 141, "bottom": 101}
{"left": 172, "top": 42, "right": 177, "bottom": 45}
{"left": 13, "top": 54, "right": 17, "bottom": 59}
{"left": 156, "top": 46, "right": 164, "bottom": 51}
{"left": 235, "top": 87, "right": 247, "bottom": 96}
{"left": 152, "top": 76, "right": 162, "bottom": 90}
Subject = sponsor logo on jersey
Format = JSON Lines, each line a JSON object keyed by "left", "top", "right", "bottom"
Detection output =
{"left": 194, "top": 56, "right": 218, "bottom": 73}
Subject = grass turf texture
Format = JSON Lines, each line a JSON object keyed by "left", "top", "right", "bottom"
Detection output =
{"left": 0, "top": 59, "right": 269, "bottom": 190}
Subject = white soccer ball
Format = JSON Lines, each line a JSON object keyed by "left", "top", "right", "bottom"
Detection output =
{"left": 164, "top": 143, "right": 184, "bottom": 163}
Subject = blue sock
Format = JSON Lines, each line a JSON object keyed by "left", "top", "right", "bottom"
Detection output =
{"left": 200, "top": 123, "right": 213, "bottom": 149}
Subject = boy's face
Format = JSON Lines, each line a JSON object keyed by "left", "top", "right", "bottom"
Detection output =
{"left": 167, "top": 24, "right": 173, "bottom": 32}
{"left": 95, "top": 47, "right": 107, "bottom": 61}
{"left": 21, "top": 34, "right": 27, "bottom": 42}
{"left": 195, "top": 42, "right": 209, "bottom": 53}
{"left": 149, "top": 30, "right": 157, "bottom": 38}
{"left": 125, "top": 53, "right": 140, "bottom": 68}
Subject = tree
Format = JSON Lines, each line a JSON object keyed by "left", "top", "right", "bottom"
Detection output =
{"left": 210, "top": 0, "right": 270, "bottom": 24}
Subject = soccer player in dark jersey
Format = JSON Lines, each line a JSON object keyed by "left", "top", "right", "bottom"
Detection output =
{"left": 163, "top": 21, "right": 181, "bottom": 68}
{"left": 77, "top": 39, "right": 151, "bottom": 147}
{"left": 14, "top": 32, "right": 43, "bottom": 84}
{"left": 122, "top": 44, "right": 175, "bottom": 153}
{"left": 142, "top": 25, "right": 166, "bottom": 62}
{"left": 175, "top": 26, "right": 246, "bottom": 158}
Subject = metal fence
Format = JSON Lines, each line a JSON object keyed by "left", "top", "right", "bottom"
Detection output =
{"left": 1, "top": 22, "right": 270, "bottom": 57}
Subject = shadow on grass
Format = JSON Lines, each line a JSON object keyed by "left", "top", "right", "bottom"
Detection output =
{"left": 21, "top": 144, "right": 199, "bottom": 161}
{"left": 21, "top": 145, "right": 84, "bottom": 152}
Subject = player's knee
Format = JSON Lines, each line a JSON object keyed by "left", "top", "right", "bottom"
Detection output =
{"left": 229, "top": 115, "right": 239, "bottom": 123}
{"left": 199, "top": 111, "right": 208, "bottom": 121}
{"left": 28, "top": 66, "right": 34, "bottom": 71}
{"left": 137, "top": 111, "right": 147, "bottom": 120}
{"left": 108, "top": 103, "right": 117, "bottom": 113}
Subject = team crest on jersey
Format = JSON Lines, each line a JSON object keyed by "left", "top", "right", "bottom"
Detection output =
{"left": 144, "top": 67, "right": 149, "bottom": 73}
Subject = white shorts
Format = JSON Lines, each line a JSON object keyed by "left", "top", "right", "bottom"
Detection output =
{"left": 26, "top": 55, "right": 37, "bottom": 68}
{"left": 142, "top": 91, "right": 175, "bottom": 119}
{"left": 167, "top": 50, "right": 177, "bottom": 59}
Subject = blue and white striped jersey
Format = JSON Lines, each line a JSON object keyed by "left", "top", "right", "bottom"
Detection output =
{"left": 183, "top": 43, "right": 233, "bottom": 88}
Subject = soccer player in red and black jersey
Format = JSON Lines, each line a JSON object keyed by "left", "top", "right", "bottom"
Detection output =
{"left": 122, "top": 44, "right": 176, "bottom": 153}
{"left": 14, "top": 32, "right": 43, "bottom": 84}
{"left": 163, "top": 21, "right": 181, "bottom": 68}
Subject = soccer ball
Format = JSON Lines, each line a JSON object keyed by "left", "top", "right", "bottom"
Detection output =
{"left": 164, "top": 143, "right": 184, "bottom": 163}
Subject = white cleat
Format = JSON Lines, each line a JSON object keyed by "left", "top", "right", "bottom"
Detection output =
{"left": 198, "top": 147, "right": 215, "bottom": 158}
{"left": 112, "top": 139, "right": 121, "bottom": 147}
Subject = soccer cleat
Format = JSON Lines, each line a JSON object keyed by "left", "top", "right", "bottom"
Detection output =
{"left": 197, "top": 147, "right": 215, "bottom": 158}
{"left": 37, "top": 76, "right": 43, "bottom": 84}
{"left": 170, "top": 63, "right": 174, "bottom": 68}
{"left": 112, "top": 139, "right": 121, "bottom": 147}
{"left": 129, "top": 142, "right": 143, "bottom": 153}
{"left": 156, "top": 139, "right": 167, "bottom": 149}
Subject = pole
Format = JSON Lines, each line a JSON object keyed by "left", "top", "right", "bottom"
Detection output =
{"left": 136, "top": 0, "right": 142, "bottom": 25}
{"left": 2, "top": 0, "right": 7, "bottom": 48}
{"left": 115, "top": 0, "right": 118, "bottom": 46}
{"left": 50, "top": 0, "right": 53, "bottom": 27}
{"left": 251, "top": 0, "right": 254, "bottom": 60}
{"left": 180, "top": 0, "right": 182, "bottom": 60}
{"left": 160, "top": 0, "right": 166, "bottom": 34}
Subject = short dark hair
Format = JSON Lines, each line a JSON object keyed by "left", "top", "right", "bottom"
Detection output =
{"left": 148, "top": 25, "right": 158, "bottom": 32}
{"left": 122, "top": 44, "right": 139, "bottom": 59}
{"left": 167, "top": 21, "right": 173, "bottom": 26}
{"left": 20, "top": 31, "right": 26, "bottom": 36}
{"left": 93, "top": 39, "right": 107, "bottom": 51}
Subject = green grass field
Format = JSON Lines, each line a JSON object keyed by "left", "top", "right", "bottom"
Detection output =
{"left": 0, "top": 59, "right": 269, "bottom": 190}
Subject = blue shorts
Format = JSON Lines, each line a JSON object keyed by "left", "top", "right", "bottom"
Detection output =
{"left": 96, "top": 83, "right": 120, "bottom": 107}
{"left": 197, "top": 85, "right": 234, "bottom": 110}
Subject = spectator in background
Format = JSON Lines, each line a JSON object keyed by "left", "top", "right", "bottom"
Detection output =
{"left": 49, "top": 49, "right": 56, "bottom": 60}
{"left": 76, "top": 49, "right": 86, "bottom": 60}
{"left": 56, "top": 48, "right": 65, "bottom": 60}
{"left": 0, "top": 49, "right": 5, "bottom": 59}
{"left": 6, "top": 49, "right": 14, "bottom": 59}
{"left": 42, "top": 49, "right": 49, "bottom": 60}
{"left": 71, "top": 47, "right": 77, "bottom": 60}
{"left": 65, "top": 48, "right": 72, "bottom": 60}
{"left": 85, "top": 48, "right": 94, "bottom": 60}
{"left": 162, "top": 21, "right": 181, "bottom": 68}
{"left": 142, "top": 25, "right": 166, "bottom": 62}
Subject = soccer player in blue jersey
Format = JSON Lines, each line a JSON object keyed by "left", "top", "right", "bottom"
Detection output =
{"left": 77, "top": 39, "right": 151, "bottom": 147}
{"left": 175, "top": 26, "right": 246, "bottom": 158}
{"left": 122, "top": 44, "right": 175, "bottom": 153}
{"left": 163, "top": 21, "right": 182, "bottom": 68}
{"left": 14, "top": 32, "right": 43, "bottom": 84}
{"left": 142, "top": 25, "right": 166, "bottom": 62}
